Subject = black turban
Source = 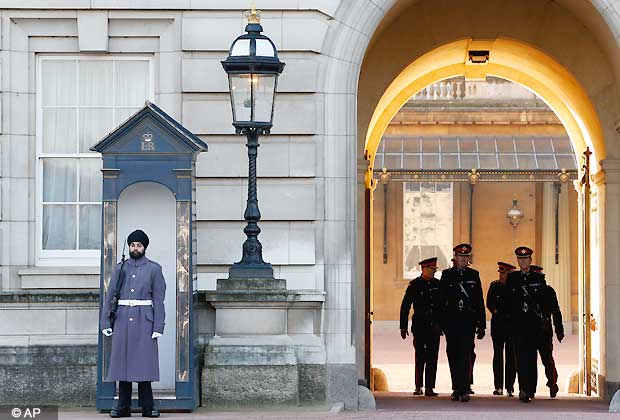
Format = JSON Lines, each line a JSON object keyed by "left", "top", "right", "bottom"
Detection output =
{"left": 127, "top": 229, "right": 149, "bottom": 249}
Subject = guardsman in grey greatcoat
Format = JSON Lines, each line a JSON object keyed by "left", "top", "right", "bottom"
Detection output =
{"left": 530, "top": 265, "right": 564, "bottom": 398}
{"left": 507, "top": 246, "right": 546, "bottom": 403}
{"left": 440, "top": 244, "right": 486, "bottom": 402}
{"left": 487, "top": 261, "right": 517, "bottom": 397}
{"left": 101, "top": 230, "right": 166, "bottom": 418}
{"left": 400, "top": 257, "right": 443, "bottom": 397}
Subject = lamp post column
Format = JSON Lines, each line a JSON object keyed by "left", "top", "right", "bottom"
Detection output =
{"left": 229, "top": 127, "right": 274, "bottom": 278}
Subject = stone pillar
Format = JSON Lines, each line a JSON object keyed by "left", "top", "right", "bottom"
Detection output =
{"left": 599, "top": 159, "right": 620, "bottom": 402}
{"left": 541, "top": 183, "right": 571, "bottom": 329}
{"left": 203, "top": 278, "right": 326, "bottom": 407}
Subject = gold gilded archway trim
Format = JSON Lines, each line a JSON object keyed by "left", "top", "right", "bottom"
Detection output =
{"left": 364, "top": 38, "right": 606, "bottom": 188}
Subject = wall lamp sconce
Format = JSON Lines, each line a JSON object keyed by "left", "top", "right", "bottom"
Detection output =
{"left": 507, "top": 198, "right": 524, "bottom": 228}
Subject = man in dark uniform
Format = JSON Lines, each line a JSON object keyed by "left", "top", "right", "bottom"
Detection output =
{"left": 487, "top": 261, "right": 517, "bottom": 397}
{"left": 101, "top": 230, "right": 166, "bottom": 418}
{"left": 440, "top": 244, "right": 485, "bottom": 402}
{"left": 507, "top": 246, "right": 547, "bottom": 403}
{"left": 400, "top": 257, "right": 443, "bottom": 397}
{"left": 530, "top": 265, "right": 564, "bottom": 398}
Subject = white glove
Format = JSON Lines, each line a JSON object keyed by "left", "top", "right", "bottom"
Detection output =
{"left": 102, "top": 328, "right": 113, "bottom": 337}
{"left": 152, "top": 332, "right": 162, "bottom": 339}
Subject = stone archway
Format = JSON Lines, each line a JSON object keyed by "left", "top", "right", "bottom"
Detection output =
{"left": 319, "top": 0, "right": 620, "bottom": 402}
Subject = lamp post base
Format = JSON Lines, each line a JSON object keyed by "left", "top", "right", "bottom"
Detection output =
{"left": 228, "top": 262, "right": 274, "bottom": 279}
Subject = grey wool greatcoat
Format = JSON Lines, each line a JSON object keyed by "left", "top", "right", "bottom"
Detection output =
{"left": 100, "top": 256, "right": 166, "bottom": 382}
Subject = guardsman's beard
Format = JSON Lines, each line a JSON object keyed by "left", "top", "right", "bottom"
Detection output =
{"left": 130, "top": 250, "right": 145, "bottom": 260}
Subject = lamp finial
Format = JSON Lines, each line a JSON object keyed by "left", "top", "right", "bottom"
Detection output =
{"left": 245, "top": 5, "right": 261, "bottom": 24}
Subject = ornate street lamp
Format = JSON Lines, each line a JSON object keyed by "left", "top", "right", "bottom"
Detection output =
{"left": 222, "top": 8, "right": 285, "bottom": 278}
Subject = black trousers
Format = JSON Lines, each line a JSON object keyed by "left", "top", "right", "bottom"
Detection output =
{"left": 538, "top": 333, "right": 558, "bottom": 388}
{"left": 445, "top": 325, "right": 475, "bottom": 395}
{"left": 412, "top": 329, "right": 440, "bottom": 388}
{"left": 514, "top": 332, "right": 538, "bottom": 395}
{"left": 492, "top": 330, "right": 516, "bottom": 391}
{"left": 118, "top": 381, "right": 154, "bottom": 410}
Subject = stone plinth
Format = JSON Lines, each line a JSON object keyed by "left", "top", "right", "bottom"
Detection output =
{"left": 203, "top": 277, "right": 326, "bottom": 407}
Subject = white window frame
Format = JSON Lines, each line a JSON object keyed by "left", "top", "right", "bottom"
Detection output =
{"left": 36, "top": 55, "right": 154, "bottom": 266}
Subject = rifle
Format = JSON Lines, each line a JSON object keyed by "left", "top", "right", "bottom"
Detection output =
{"left": 107, "top": 242, "right": 127, "bottom": 329}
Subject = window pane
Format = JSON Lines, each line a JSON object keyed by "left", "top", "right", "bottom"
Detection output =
{"left": 440, "top": 137, "right": 458, "bottom": 152}
{"left": 533, "top": 136, "right": 553, "bottom": 153}
{"left": 479, "top": 154, "right": 498, "bottom": 169}
{"left": 403, "top": 154, "right": 420, "bottom": 169}
{"left": 79, "top": 205, "right": 101, "bottom": 249}
{"left": 477, "top": 137, "right": 496, "bottom": 153}
{"left": 375, "top": 154, "right": 384, "bottom": 168}
{"left": 43, "top": 109, "right": 77, "bottom": 153}
{"left": 422, "top": 154, "right": 440, "bottom": 169}
{"left": 422, "top": 138, "right": 439, "bottom": 153}
{"left": 537, "top": 155, "right": 557, "bottom": 169}
{"left": 384, "top": 154, "right": 401, "bottom": 169}
{"left": 43, "top": 204, "right": 76, "bottom": 249}
{"left": 79, "top": 61, "right": 113, "bottom": 106}
{"left": 459, "top": 137, "right": 477, "bottom": 153}
{"left": 79, "top": 159, "right": 102, "bottom": 202}
{"left": 441, "top": 154, "right": 459, "bottom": 169}
{"left": 552, "top": 137, "right": 573, "bottom": 153}
{"left": 403, "top": 137, "right": 420, "bottom": 153}
{"left": 496, "top": 137, "right": 515, "bottom": 152}
{"left": 253, "top": 74, "right": 276, "bottom": 123}
{"left": 498, "top": 154, "right": 518, "bottom": 169}
{"left": 115, "top": 60, "right": 150, "bottom": 107}
{"left": 517, "top": 154, "right": 537, "bottom": 169}
{"left": 460, "top": 154, "right": 478, "bottom": 169}
{"left": 515, "top": 137, "right": 534, "bottom": 153}
{"left": 229, "top": 75, "right": 251, "bottom": 122}
{"left": 42, "top": 60, "right": 76, "bottom": 106}
{"left": 557, "top": 155, "right": 577, "bottom": 170}
{"left": 384, "top": 137, "right": 402, "bottom": 153}
{"left": 79, "top": 108, "right": 114, "bottom": 153}
{"left": 43, "top": 159, "right": 77, "bottom": 202}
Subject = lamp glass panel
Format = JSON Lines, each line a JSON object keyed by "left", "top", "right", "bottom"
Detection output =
{"left": 252, "top": 74, "right": 276, "bottom": 123}
{"left": 229, "top": 74, "right": 252, "bottom": 123}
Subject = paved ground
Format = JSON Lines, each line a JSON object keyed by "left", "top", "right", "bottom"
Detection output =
{"left": 58, "top": 394, "right": 614, "bottom": 420}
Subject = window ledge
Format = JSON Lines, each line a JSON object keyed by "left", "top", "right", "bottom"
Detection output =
{"left": 18, "top": 267, "right": 99, "bottom": 289}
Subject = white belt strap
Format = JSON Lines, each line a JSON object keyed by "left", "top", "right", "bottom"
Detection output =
{"left": 118, "top": 299, "right": 153, "bottom": 307}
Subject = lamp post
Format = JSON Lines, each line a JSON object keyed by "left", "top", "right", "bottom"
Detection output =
{"left": 222, "top": 8, "right": 285, "bottom": 279}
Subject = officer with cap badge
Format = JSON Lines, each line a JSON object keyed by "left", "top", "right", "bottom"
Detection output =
{"left": 400, "top": 257, "right": 443, "bottom": 397}
{"left": 507, "top": 246, "right": 547, "bottom": 403}
{"left": 439, "top": 244, "right": 486, "bottom": 402}
{"left": 487, "top": 261, "right": 517, "bottom": 397}
{"left": 101, "top": 229, "right": 166, "bottom": 418}
{"left": 530, "top": 265, "right": 564, "bottom": 398}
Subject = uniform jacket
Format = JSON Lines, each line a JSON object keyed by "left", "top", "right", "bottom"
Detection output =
{"left": 100, "top": 255, "right": 166, "bottom": 382}
{"left": 439, "top": 266, "right": 486, "bottom": 331}
{"left": 541, "top": 284, "right": 564, "bottom": 337}
{"left": 506, "top": 270, "right": 546, "bottom": 333}
{"left": 399, "top": 276, "right": 443, "bottom": 334}
{"left": 486, "top": 279, "right": 511, "bottom": 336}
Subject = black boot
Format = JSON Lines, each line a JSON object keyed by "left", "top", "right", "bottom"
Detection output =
{"left": 549, "top": 384, "right": 559, "bottom": 398}
{"left": 424, "top": 388, "right": 438, "bottom": 397}
{"left": 142, "top": 408, "right": 160, "bottom": 418}
{"left": 413, "top": 387, "right": 423, "bottom": 396}
{"left": 519, "top": 390, "right": 531, "bottom": 403}
{"left": 110, "top": 407, "right": 131, "bottom": 418}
